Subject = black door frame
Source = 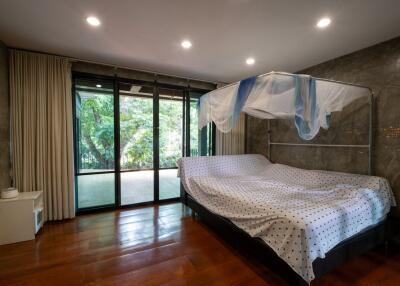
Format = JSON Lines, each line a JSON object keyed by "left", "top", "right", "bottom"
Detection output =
{"left": 72, "top": 72, "right": 214, "bottom": 214}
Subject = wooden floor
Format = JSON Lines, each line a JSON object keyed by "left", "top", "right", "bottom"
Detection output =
{"left": 1, "top": 203, "right": 399, "bottom": 286}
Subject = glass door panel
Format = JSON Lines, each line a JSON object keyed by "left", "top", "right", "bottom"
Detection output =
{"left": 74, "top": 75, "right": 215, "bottom": 212}
{"left": 189, "top": 91, "right": 214, "bottom": 156}
{"left": 119, "top": 83, "right": 154, "bottom": 205}
{"left": 74, "top": 77, "right": 116, "bottom": 210}
{"left": 189, "top": 96, "right": 200, "bottom": 156}
{"left": 159, "top": 88, "right": 183, "bottom": 200}
{"left": 121, "top": 171, "right": 153, "bottom": 204}
{"left": 77, "top": 173, "right": 115, "bottom": 208}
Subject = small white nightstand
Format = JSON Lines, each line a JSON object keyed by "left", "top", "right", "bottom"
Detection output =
{"left": 0, "top": 191, "right": 44, "bottom": 245}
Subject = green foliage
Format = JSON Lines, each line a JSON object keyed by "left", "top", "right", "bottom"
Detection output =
{"left": 190, "top": 101, "right": 199, "bottom": 155}
{"left": 159, "top": 99, "right": 183, "bottom": 168}
{"left": 77, "top": 91, "right": 186, "bottom": 171}
{"left": 78, "top": 92, "right": 114, "bottom": 170}
{"left": 120, "top": 95, "right": 154, "bottom": 169}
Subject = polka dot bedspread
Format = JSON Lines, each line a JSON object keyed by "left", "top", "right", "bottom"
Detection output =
{"left": 178, "top": 154, "right": 396, "bottom": 283}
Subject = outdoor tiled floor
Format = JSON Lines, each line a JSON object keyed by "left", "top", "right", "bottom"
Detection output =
{"left": 77, "top": 169, "right": 180, "bottom": 208}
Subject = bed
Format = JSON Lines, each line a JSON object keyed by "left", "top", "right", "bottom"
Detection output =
{"left": 178, "top": 154, "right": 396, "bottom": 284}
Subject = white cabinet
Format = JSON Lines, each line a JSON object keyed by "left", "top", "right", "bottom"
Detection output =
{"left": 0, "top": 191, "right": 44, "bottom": 245}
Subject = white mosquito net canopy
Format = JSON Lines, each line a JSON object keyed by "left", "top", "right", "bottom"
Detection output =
{"left": 199, "top": 72, "right": 371, "bottom": 140}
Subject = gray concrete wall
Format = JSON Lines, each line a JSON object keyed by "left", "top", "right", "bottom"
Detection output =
{"left": 246, "top": 36, "right": 400, "bottom": 211}
{"left": 0, "top": 41, "right": 10, "bottom": 188}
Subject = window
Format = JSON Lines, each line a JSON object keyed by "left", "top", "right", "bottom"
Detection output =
{"left": 73, "top": 74, "right": 214, "bottom": 212}
{"left": 74, "top": 78, "right": 116, "bottom": 209}
{"left": 188, "top": 91, "right": 214, "bottom": 156}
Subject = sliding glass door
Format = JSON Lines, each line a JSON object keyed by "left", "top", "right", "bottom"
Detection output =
{"left": 159, "top": 88, "right": 184, "bottom": 200}
{"left": 188, "top": 91, "right": 214, "bottom": 157}
{"left": 74, "top": 78, "right": 116, "bottom": 209}
{"left": 73, "top": 74, "right": 213, "bottom": 212}
{"left": 119, "top": 83, "right": 154, "bottom": 205}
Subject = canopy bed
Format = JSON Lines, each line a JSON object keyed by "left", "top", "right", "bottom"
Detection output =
{"left": 179, "top": 71, "right": 396, "bottom": 285}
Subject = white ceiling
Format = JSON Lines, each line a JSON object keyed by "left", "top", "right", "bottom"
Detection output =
{"left": 1, "top": 0, "right": 400, "bottom": 83}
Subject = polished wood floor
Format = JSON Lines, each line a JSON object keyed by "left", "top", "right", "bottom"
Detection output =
{"left": 0, "top": 203, "right": 399, "bottom": 286}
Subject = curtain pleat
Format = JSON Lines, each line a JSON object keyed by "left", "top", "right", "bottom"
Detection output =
{"left": 10, "top": 50, "right": 75, "bottom": 221}
{"left": 216, "top": 113, "right": 245, "bottom": 155}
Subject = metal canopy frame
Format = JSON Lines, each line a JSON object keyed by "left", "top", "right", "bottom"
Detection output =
{"left": 264, "top": 76, "right": 374, "bottom": 175}
{"left": 205, "top": 71, "right": 374, "bottom": 175}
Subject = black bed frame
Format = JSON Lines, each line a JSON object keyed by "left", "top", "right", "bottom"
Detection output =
{"left": 181, "top": 188, "right": 387, "bottom": 285}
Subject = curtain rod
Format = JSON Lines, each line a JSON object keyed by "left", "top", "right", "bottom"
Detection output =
{"left": 9, "top": 47, "right": 221, "bottom": 86}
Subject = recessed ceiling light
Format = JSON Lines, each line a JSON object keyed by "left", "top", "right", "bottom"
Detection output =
{"left": 181, "top": 40, "right": 192, "bottom": 49}
{"left": 316, "top": 17, "right": 331, "bottom": 28}
{"left": 96, "top": 84, "right": 102, "bottom": 88}
{"left": 86, "top": 16, "right": 101, "bottom": 27}
{"left": 246, "top": 58, "right": 255, "bottom": 65}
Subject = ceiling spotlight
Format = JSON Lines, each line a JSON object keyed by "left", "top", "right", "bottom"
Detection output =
{"left": 86, "top": 16, "right": 101, "bottom": 27}
{"left": 316, "top": 17, "right": 331, "bottom": 28}
{"left": 96, "top": 84, "right": 102, "bottom": 88}
{"left": 246, "top": 58, "right": 255, "bottom": 65}
{"left": 181, "top": 40, "right": 192, "bottom": 49}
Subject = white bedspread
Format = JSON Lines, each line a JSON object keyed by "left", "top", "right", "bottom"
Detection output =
{"left": 178, "top": 155, "right": 396, "bottom": 283}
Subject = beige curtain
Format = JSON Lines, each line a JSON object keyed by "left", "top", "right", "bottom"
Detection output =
{"left": 10, "top": 50, "right": 75, "bottom": 221}
{"left": 216, "top": 113, "right": 246, "bottom": 155}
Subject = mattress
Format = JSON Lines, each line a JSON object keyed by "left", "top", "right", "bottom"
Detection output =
{"left": 178, "top": 154, "right": 396, "bottom": 283}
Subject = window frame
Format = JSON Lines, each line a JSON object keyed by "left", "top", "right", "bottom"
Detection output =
{"left": 72, "top": 71, "right": 215, "bottom": 214}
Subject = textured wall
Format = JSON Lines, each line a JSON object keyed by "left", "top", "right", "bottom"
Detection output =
{"left": 246, "top": 36, "right": 400, "bottom": 210}
{"left": 0, "top": 41, "right": 10, "bottom": 188}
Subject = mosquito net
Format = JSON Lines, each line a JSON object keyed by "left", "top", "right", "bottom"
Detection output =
{"left": 199, "top": 72, "right": 370, "bottom": 140}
